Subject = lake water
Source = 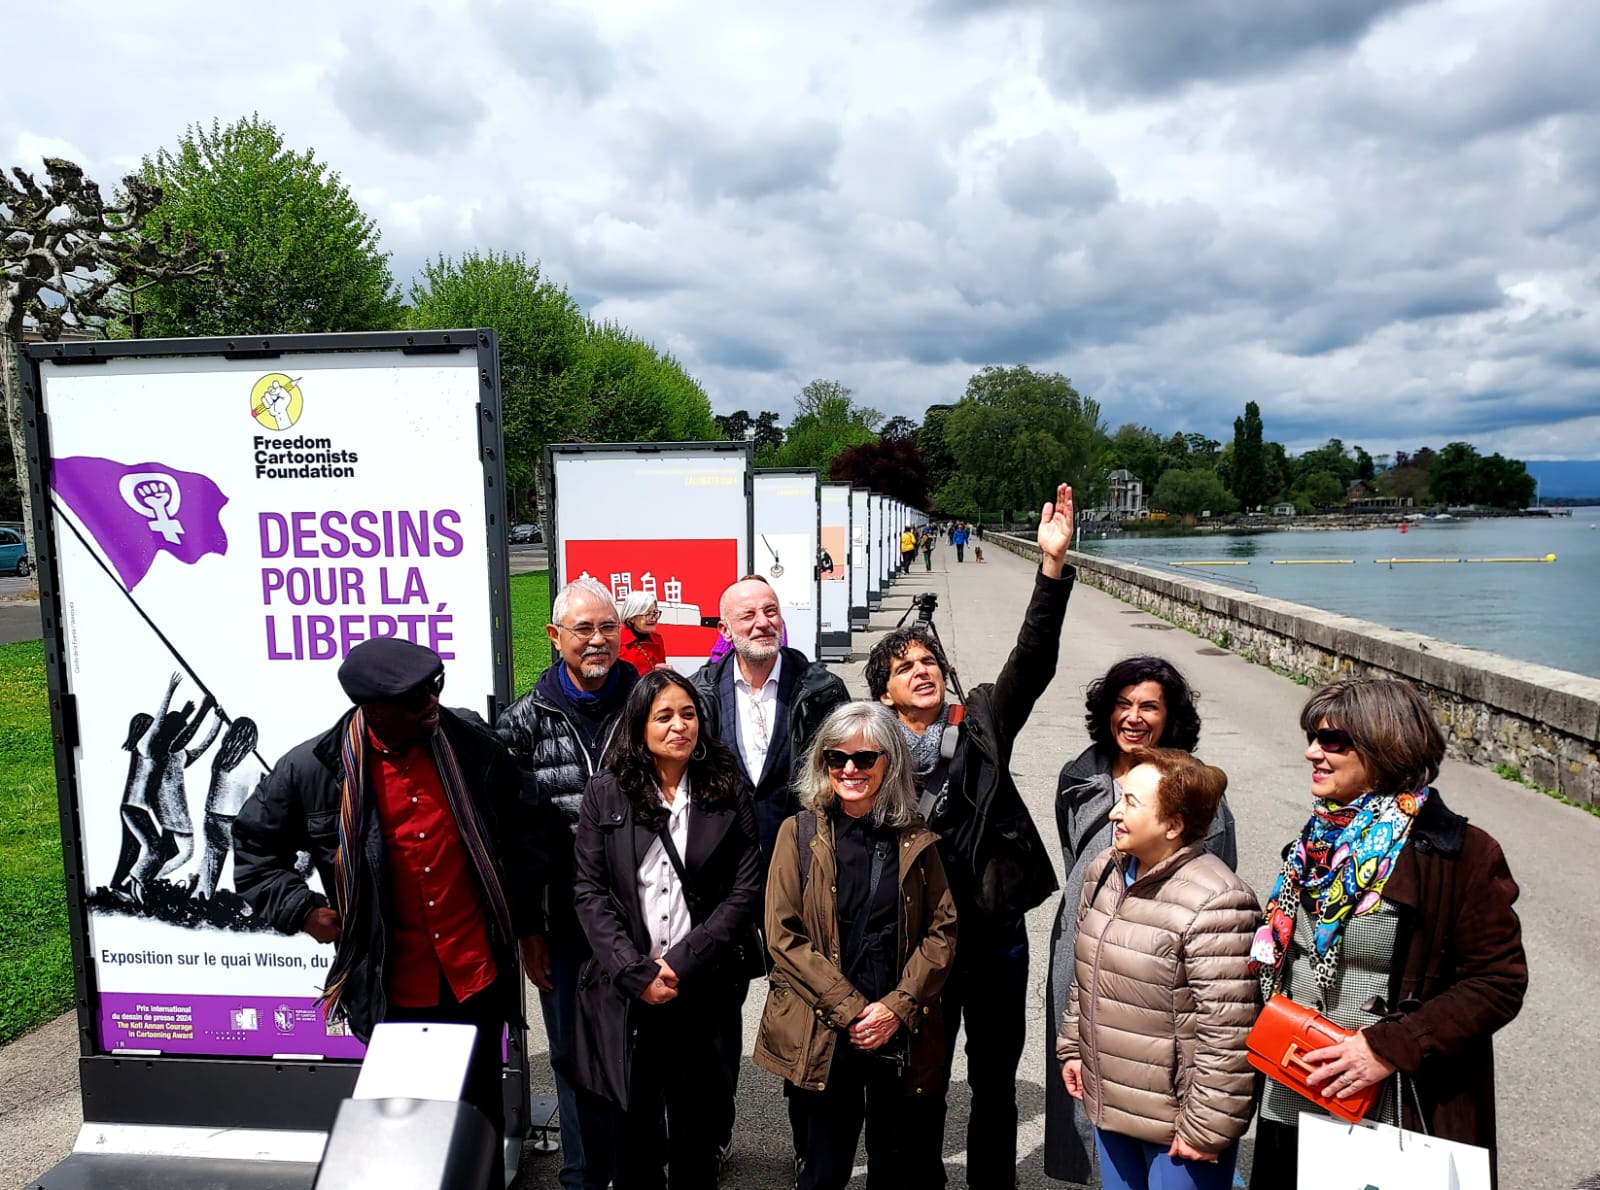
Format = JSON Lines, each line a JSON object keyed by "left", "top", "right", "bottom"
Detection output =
{"left": 1076, "top": 509, "right": 1600, "bottom": 679}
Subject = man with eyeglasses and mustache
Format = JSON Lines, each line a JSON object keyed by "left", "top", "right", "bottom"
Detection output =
{"left": 234, "top": 637, "right": 537, "bottom": 1190}
{"left": 863, "top": 483, "right": 1076, "bottom": 1190}
{"left": 496, "top": 575, "right": 638, "bottom": 1190}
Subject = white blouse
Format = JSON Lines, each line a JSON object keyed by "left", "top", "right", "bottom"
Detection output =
{"left": 636, "top": 777, "right": 693, "bottom": 960}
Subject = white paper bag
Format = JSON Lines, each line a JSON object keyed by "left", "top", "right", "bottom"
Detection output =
{"left": 1296, "top": 1112, "right": 1462, "bottom": 1190}
{"left": 1365, "top": 1121, "right": 1491, "bottom": 1190}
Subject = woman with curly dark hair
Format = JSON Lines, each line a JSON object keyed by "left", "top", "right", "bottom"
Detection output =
{"left": 1043, "top": 656, "right": 1238, "bottom": 1186}
{"left": 572, "top": 669, "right": 763, "bottom": 1188}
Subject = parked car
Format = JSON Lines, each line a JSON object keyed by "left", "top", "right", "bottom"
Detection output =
{"left": 509, "top": 523, "right": 541, "bottom": 545}
{"left": 0, "top": 527, "right": 29, "bottom": 577}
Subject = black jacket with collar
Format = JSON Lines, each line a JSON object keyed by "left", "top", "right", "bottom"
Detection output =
{"left": 232, "top": 707, "right": 534, "bottom": 1043}
{"left": 496, "top": 661, "right": 639, "bottom": 938}
{"left": 927, "top": 566, "right": 1073, "bottom": 926}
{"left": 688, "top": 646, "right": 850, "bottom": 864}
{"left": 571, "top": 768, "right": 763, "bottom": 1107}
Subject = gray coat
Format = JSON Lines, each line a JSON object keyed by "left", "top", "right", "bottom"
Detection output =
{"left": 1042, "top": 745, "right": 1238, "bottom": 1185}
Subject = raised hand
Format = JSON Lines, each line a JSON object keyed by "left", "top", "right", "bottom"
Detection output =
{"left": 1038, "top": 483, "right": 1074, "bottom": 575}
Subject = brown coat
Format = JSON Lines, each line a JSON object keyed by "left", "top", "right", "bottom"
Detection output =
{"left": 1361, "top": 792, "right": 1527, "bottom": 1175}
{"left": 753, "top": 809, "right": 958, "bottom": 1096}
{"left": 1058, "top": 844, "right": 1261, "bottom": 1152}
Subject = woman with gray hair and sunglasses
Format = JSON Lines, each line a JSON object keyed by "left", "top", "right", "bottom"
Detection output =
{"left": 754, "top": 701, "right": 958, "bottom": 1190}
{"left": 1248, "top": 678, "right": 1527, "bottom": 1188}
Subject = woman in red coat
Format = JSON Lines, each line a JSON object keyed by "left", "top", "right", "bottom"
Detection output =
{"left": 619, "top": 591, "right": 668, "bottom": 675}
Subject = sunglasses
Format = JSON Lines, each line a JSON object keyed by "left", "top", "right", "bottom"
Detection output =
{"left": 1306, "top": 727, "right": 1355, "bottom": 754}
{"left": 823, "top": 749, "right": 884, "bottom": 772}
{"left": 394, "top": 671, "right": 445, "bottom": 712}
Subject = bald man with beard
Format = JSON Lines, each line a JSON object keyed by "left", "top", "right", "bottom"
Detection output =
{"left": 690, "top": 574, "right": 850, "bottom": 1169}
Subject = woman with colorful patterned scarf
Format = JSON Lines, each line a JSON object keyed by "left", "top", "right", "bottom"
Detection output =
{"left": 1248, "top": 678, "right": 1527, "bottom": 1188}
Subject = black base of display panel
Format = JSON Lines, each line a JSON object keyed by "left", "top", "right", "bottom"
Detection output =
{"left": 81, "top": 1055, "right": 360, "bottom": 1131}
{"left": 77, "top": 1055, "right": 528, "bottom": 1139}
{"left": 849, "top": 608, "right": 869, "bottom": 631}
{"left": 819, "top": 631, "right": 851, "bottom": 661}
{"left": 25, "top": 1154, "right": 320, "bottom": 1190}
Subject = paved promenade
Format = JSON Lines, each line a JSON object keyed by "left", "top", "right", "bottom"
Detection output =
{"left": 6, "top": 541, "right": 1596, "bottom": 1188}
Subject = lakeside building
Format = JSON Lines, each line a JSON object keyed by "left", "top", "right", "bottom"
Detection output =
{"left": 1101, "top": 468, "right": 1148, "bottom": 521}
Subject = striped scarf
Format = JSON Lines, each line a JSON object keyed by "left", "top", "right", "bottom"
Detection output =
{"left": 319, "top": 708, "right": 516, "bottom": 1022}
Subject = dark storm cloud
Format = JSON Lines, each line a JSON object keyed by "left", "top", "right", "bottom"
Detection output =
{"left": 330, "top": 37, "right": 486, "bottom": 152}
{"left": 474, "top": 0, "right": 617, "bottom": 103}
{"left": 1037, "top": 0, "right": 1426, "bottom": 100}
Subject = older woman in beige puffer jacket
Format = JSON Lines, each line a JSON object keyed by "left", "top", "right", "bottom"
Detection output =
{"left": 1056, "top": 747, "right": 1260, "bottom": 1190}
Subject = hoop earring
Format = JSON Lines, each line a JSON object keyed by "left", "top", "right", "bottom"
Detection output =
{"left": 692, "top": 742, "right": 707, "bottom": 761}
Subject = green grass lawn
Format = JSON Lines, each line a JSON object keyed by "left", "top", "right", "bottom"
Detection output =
{"left": 0, "top": 640, "right": 71, "bottom": 1045}
{"left": 0, "top": 571, "right": 551, "bottom": 1046}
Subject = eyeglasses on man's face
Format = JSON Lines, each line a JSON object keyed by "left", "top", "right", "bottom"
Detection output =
{"left": 394, "top": 671, "right": 445, "bottom": 712}
{"left": 556, "top": 620, "right": 621, "bottom": 639}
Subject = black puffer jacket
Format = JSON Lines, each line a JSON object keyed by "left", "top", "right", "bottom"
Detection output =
{"left": 233, "top": 707, "right": 534, "bottom": 1043}
{"left": 497, "top": 662, "right": 638, "bottom": 937}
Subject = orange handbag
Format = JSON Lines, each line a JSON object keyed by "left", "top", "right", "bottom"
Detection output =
{"left": 1246, "top": 994, "right": 1380, "bottom": 1124}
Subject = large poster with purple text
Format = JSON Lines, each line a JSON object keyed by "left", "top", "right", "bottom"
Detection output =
{"left": 37, "top": 350, "right": 498, "bottom": 1060}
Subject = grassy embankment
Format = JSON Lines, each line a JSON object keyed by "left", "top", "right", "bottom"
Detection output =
{"left": 0, "top": 573, "right": 552, "bottom": 1046}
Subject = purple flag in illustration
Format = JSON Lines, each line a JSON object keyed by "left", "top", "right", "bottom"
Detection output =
{"left": 52, "top": 456, "right": 230, "bottom": 590}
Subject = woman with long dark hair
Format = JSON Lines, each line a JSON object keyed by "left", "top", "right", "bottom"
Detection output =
{"left": 571, "top": 669, "right": 762, "bottom": 1189}
{"left": 1044, "top": 656, "right": 1238, "bottom": 1185}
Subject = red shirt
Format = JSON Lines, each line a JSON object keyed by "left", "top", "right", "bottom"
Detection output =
{"left": 620, "top": 631, "right": 667, "bottom": 675}
{"left": 370, "top": 730, "right": 498, "bottom": 1008}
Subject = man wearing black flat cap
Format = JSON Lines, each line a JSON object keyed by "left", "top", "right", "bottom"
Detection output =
{"left": 234, "top": 637, "right": 537, "bottom": 1190}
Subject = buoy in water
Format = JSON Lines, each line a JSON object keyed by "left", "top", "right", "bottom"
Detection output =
{"left": 1400, "top": 521, "right": 1408, "bottom": 533}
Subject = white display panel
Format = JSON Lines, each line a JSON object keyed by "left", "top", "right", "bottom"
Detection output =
{"left": 849, "top": 487, "right": 871, "bottom": 629}
{"left": 819, "top": 483, "right": 851, "bottom": 659}
{"left": 37, "top": 348, "right": 501, "bottom": 1060}
{"left": 549, "top": 444, "right": 752, "bottom": 670}
{"left": 752, "top": 470, "right": 820, "bottom": 661}
{"left": 867, "top": 494, "right": 884, "bottom": 603}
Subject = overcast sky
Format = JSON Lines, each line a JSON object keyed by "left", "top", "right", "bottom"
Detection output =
{"left": 8, "top": 0, "right": 1599, "bottom": 459}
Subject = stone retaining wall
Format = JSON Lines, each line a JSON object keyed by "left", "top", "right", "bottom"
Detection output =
{"left": 991, "top": 534, "right": 1600, "bottom": 806}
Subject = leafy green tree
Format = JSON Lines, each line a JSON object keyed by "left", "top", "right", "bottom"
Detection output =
{"left": 1107, "top": 423, "right": 1166, "bottom": 490}
{"left": 1294, "top": 469, "right": 1346, "bottom": 511}
{"left": 752, "top": 411, "right": 784, "bottom": 455}
{"left": 879, "top": 415, "right": 918, "bottom": 442}
{"left": 919, "top": 405, "right": 958, "bottom": 494}
{"left": 135, "top": 115, "right": 399, "bottom": 335}
{"left": 4, "top": 156, "right": 220, "bottom": 563}
{"left": 1152, "top": 467, "right": 1238, "bottom": 518}
{"left": 1428, "top": 441, "right": 1480, "bottom": 506}
{"left": 1354, "top": 445, "right": 1375, "bottom": 482}
{"left": 1230, "top": 401, "right": 1269, "bottom": 509}
{"left": 408, "top": 251, "right": 587, "bottom": 516}
{"left": 1183, "top": 433, "right": 1223, "bottom": 468}
{"left": 1292, "top": 438, "right": 1360, "bottom": 487}
{"left": 715, "top": 410, "right": 752, "bottom": 441}
{"left": 573, "top": 322, "right": 719, "bottom": 444}
{"left": 1264, "top": 441, "right": 1291, "bottom": 501}
{"left": 943, "top": 365, "right": 1107, "bottom": 518}
{"left": 1473, "top": 452, "right": 1536, "bottom": 509}
{"left": 769, "top": 379, "right": 880, "bottom": 472}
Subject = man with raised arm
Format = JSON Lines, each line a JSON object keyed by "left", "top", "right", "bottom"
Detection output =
{"left": 863, "top": 484, "right": 1076, "bottom": 1190}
